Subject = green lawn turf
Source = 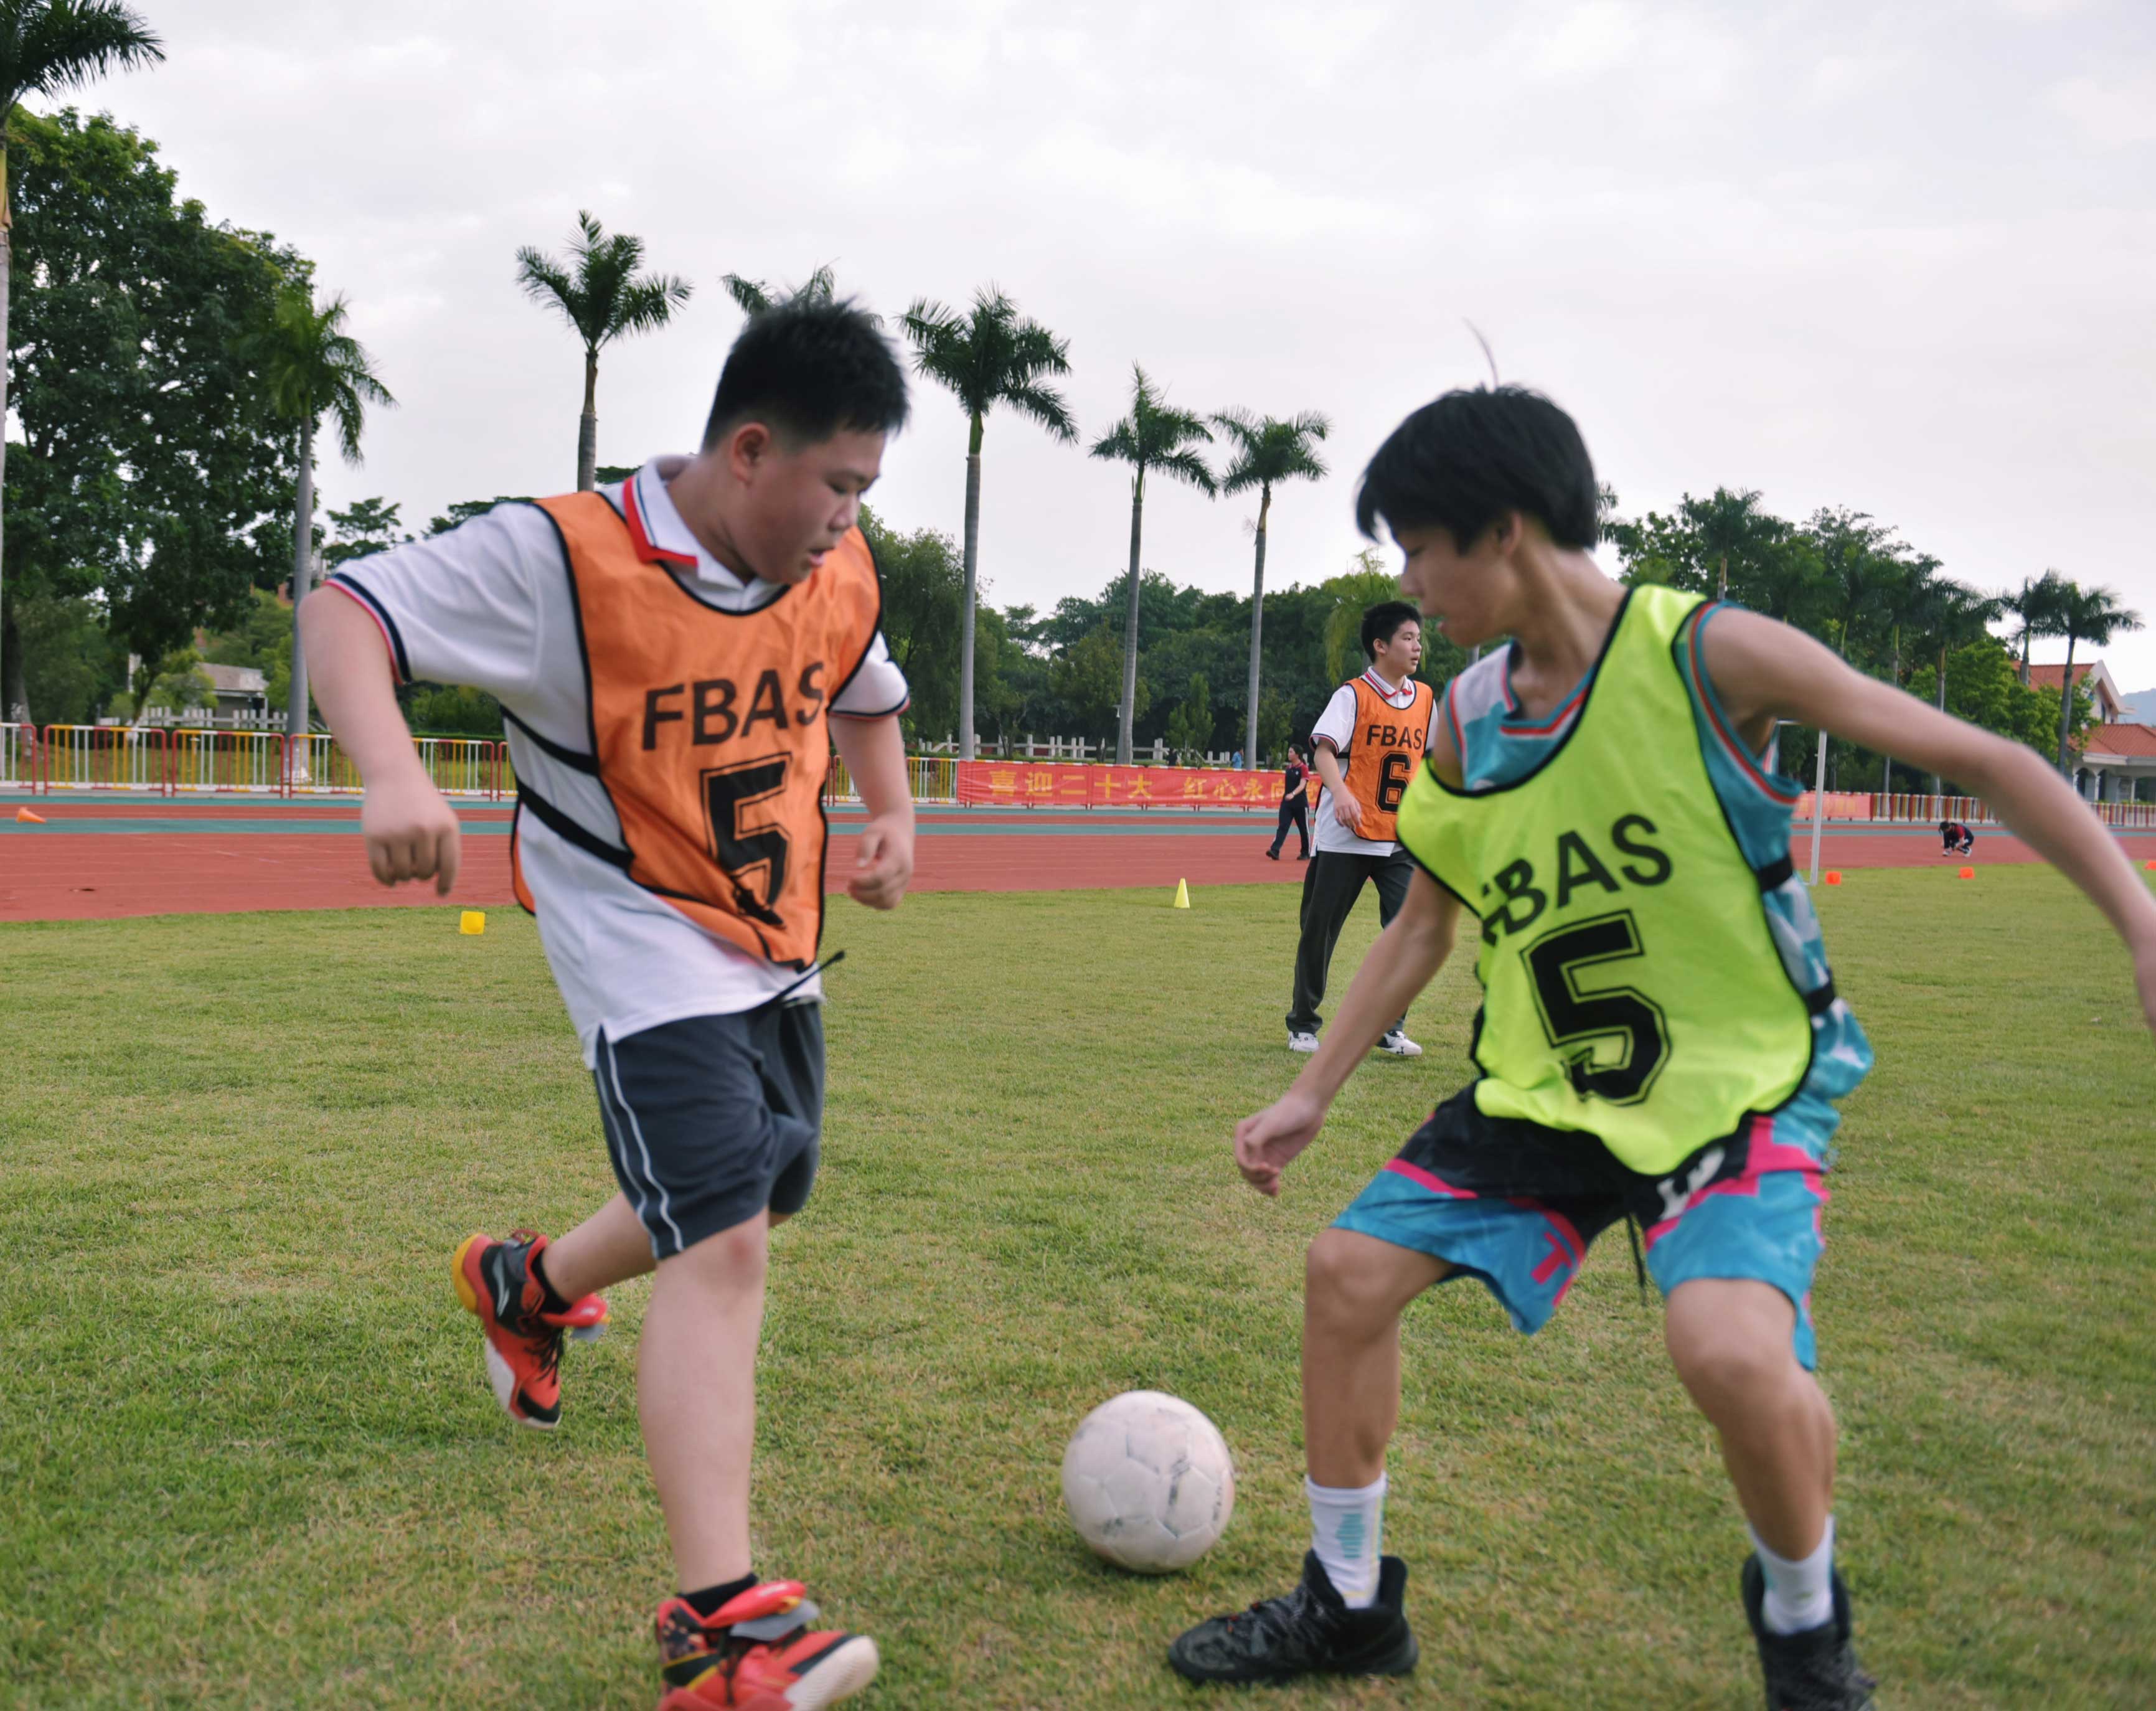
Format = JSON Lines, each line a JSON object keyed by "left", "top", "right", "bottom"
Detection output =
{"left": 2, "top": 869, "right": 2152, "bottom": 1709}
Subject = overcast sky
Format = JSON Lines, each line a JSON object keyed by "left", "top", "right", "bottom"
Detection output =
{"left": 77, "top": 0, "right": 2156, "bottom": 694}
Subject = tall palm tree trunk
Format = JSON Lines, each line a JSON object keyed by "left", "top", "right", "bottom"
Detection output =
{"left": 1881, "top": 636, "right": 1899, "bottom": 798}
{"left": 577, "top": 350, "right": 599, "bottom": 491}
{"left": 286, "top": 415, "right": 316, "bottom": 766}
{"left": 1931, "top": 642, "right": 1948, "bottom": 798}
{"left": 959, "top": 415, "right": 982, "bottom": 761}
{"left": 2055, "top": 636, "right": 2079, "bottom": 779}
{"left": 0, "top": 191, "right": 21, "bottom": 728}
{"left": 1243, "top": 485, "right": 1270, "bottom": 768}
{"left": 1116, "top": 468, "right": 1146, "bottom": 766}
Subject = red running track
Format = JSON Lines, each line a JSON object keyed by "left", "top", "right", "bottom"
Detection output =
{"left": 3, "top": 815, "right": 2152, "bottom": 923}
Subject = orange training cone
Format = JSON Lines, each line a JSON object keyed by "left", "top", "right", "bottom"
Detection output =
{"left": 15, "top": 807, "right": 45, "bottom": 823}
{"left": 1824, "top": 871, "right": 1842, "bottom": 885}
{"left": 1957, "top": 866, "right": 1975, "bottom": 880}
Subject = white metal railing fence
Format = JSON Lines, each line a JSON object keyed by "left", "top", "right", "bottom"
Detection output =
{"left": 0, "top": 722, "right": 32, "bottom": 789}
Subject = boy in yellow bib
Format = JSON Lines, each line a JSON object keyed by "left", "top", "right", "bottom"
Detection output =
{"left": 1170, "top": 387, "right": 2156, "bottom": 1708}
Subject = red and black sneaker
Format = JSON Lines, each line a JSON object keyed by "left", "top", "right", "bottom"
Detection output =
{"left": 654, "top": 1581, "right": 879, "bottom": 1710}
{"left": 450, "top": 1229, "right": 608, "bottom": 1430}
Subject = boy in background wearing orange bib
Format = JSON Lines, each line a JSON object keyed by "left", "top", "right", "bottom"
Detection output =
{"left": 1285, "top": 603, "right": 1438, "bottom": 1057}
{"left": 299, "top": 301, "right": 912, "bottom": 1710}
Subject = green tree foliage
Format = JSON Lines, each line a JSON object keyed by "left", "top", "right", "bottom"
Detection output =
{"left": 322, "top": 497, "right": 410, "bottom": 568}
{"left": 1164, "top": 670, "right": 1211, "bottom": 760}
{"left": 860, "top": 505, "right": 964, "bottom": 740}
{"left": 426, "top": 496, "right": 532, "bottom": 537}
{"left": 14, "top": 588, "right": 118, "bottom": 722}
{"left": 5, "top": 108, "right": 303, "bottom": 720}
{"left": 0, "top": 0, "right": 164, "bottom": 720}
{"left": 1603, "top": 488, "right": 2112, "bottom": 783}
{"left": 2048, "top": 582, "right": 2141, "bottom": 771}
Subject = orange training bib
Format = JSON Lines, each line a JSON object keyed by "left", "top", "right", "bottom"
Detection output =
{"left": 512, "top": 489, "right": 882, "bottom": 969}
{"left": 1338, "top": 676, "right": 1434, "bottom": 843}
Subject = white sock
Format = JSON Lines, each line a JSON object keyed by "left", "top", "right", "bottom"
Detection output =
{"left": 1306, "top": 1473, "right": 1386, "bottom": 1609}
{"left": 1751, "top": 1516, "right": 1835, "bottom": 1636}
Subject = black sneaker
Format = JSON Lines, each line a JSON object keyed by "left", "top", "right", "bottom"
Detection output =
{"left": 1168, "top": 1552, "right": 1418, "bottom": 1685}
{"left": 1742, "top": 1556, "right": 1877, "bottom": 1710}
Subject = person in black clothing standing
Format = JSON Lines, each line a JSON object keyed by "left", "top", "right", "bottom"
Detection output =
{"left": 1267, "top": 743, "right": 1313, "bottom": 860}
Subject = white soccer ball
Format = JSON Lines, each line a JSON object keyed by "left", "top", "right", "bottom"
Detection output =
{"left": 1060, "top": 1390, "right": 1236, "bottom": 1574}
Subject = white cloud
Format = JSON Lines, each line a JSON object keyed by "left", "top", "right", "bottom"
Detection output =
{"left": 60, "top": 0, "right": 2156, "bottom": 689}
{"left": 2048, "top": 68, "right": 2156, "bottom": 146}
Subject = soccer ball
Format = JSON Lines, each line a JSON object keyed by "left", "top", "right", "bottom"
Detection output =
{"left": 1060, "top": 1390, "right": 1235, "bottom": 1573}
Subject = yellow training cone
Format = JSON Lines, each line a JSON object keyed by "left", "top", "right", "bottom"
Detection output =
{"left": 459, "top": 911, "right": 486, "bottom": 935}
{"left": 1172, "top": 878, "right": 1191, "bottom": 910}
{"left": 15, "top": 807, "right": 46, "bottom": 823}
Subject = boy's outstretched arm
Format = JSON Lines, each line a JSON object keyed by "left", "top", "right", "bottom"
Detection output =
{"left": 1235, "top": 870, "right": 1460, "bottom": 1196}
{"left": 297, "top": 587, "right": 461, "bottom": 895}
{"left": 831, "top": 713, "right": 915, "bottom": 910}
{"left": 1703, "top": 607, "right": 2156, "bottom": 1031}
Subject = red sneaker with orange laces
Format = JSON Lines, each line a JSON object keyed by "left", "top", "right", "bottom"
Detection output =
{"left": 450, "top": 1229, "right": 608, "bottom": 1430}
{"left": 654, "top": 1581, "right": 879, "bottom": 1710}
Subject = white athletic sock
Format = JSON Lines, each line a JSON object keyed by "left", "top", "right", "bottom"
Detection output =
{"left": 1751, "top": 1515, "right": 1835, "bottom": 1636}
{"left": 1306, "top": 1473, "right": 1386, "bottom": 1609}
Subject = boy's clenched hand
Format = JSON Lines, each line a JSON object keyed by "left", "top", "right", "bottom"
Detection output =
{"left": 362, "top": 771, "right": 462, "bottom": 895}
{"left": 847, "top": 814, "right": 913, "bottom": 910}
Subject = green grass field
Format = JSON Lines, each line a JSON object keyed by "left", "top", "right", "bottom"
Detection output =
{"left": 4, "top": 870, "right": 2153, "bottom": 1708}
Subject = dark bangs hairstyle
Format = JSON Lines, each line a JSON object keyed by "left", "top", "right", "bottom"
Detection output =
{"left": 1360, "top": 601, "right": 1421, "bottom": 661}
{"left": 702, "top": 296, "right": 910, "bottom": 449}
{"left": 1355, "top": 385, "right": 1599, "bottom": 551}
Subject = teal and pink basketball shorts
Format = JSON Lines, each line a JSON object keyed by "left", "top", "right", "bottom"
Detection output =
{"left": 1333, "top": 1086, "right": 1834, "bottom": 1367}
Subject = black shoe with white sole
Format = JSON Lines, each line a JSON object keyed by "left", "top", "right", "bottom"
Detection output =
{"left": 1743, "top": 1557, "right": 1876, "bottom": 1710}
{"left": 1169, "top": 1552, "right": 1418, "bottom": 1685}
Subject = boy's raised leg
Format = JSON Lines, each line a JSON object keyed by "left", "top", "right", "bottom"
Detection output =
{"left": 542, "top": 1192, "right": 657, "bottom": 1301}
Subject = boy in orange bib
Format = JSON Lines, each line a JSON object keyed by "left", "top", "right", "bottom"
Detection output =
{"left": 300, "top": 300, "right": 914, "bottom": 1709}
{"left": 1285, "top": 602, "right": 1438, "bottom": 1057}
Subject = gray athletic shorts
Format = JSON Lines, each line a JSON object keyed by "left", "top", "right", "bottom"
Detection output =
{"left": 591, "top": 999, "right": 825, "bottom": 1260}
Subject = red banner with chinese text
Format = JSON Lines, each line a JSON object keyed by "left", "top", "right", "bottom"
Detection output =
{"left": 954, "top": 761, "right": 1284, "bottom": 809}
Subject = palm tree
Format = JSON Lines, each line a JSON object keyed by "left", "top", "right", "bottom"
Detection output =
{"left": 251, "top": 287, "right": 393, "bottom": 751}
{"left": 1805, "top": 508, "right": 1902, "bottom": 791}
{"left": 721, "top": 264, "right": 836, "bottom": 317}
{"left": 1685, "top": 486, "right": 1779, "bottom": 600}
{"left": 1213, "top": 408, "right": 1329, "bottom": 766}
{"left": 1998, "top": 570, "right": 2067, "bottom": 686}
{"left": 2048, "top": 580, "right": 2142, "bottom": 780}
{"left": 1912, "top": 578, "right": 1999, "bottom": 796}
{"left": 1090, "top": 367, "right": 1216, "bottom": 765}
{"left": 1873, "top": 553, "right": 1943, "bottom": 799}
{"left": 515, "top": 212, "right": 691, "bottom": 491}
{"left": 0, "top": 0, "right": 162, "bottom": 724}
{"left": 901, "top": 288, "right": 1075, "bottom": 760}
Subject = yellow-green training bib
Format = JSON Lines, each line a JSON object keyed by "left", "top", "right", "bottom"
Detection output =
{"left": 1395, "top": 586, "right": 1815, "bottom": 1176}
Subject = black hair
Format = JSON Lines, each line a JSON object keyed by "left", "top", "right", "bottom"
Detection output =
{"left": 1360, "top": 600, "right": 1421, "bottom": 661}
{"left": 701, "top": 296, "right": 909, "bottom": 450}
{"left": 1355, "top": 384, "right": 1598, "bottom": 550}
